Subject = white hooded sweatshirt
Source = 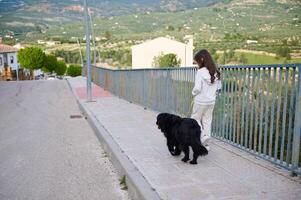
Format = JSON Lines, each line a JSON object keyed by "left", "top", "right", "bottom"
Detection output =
{"left": 192, "top": 67, "right": 221, "bottom": 105}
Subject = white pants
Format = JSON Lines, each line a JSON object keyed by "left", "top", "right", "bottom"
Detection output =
{"left": 191, "top": 103, "right": 215, "bottom": 139}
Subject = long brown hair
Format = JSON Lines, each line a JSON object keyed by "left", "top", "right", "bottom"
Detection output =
{"left": 194, "top": 49, "right": 221, "bottom": 84}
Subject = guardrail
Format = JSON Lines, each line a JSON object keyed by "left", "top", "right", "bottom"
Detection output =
{"left": 91, "top": 64, "right": 301, "bottom": 175}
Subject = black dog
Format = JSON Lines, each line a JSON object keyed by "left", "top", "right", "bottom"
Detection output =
{"left": 156, "top": 113, "right": 208, "bottom": 164}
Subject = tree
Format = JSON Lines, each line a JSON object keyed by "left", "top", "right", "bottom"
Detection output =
{"left": 166, "top": 25, "right": 175, "bottom": 31}
{"left": 18, "top": 47, "right": 46, "bottom": 79}
{"left": 105, "top": 31, "right": 112, "bottom": 41}
{"left": 153, "top": 53, "right": 181, "bottom": 68}
{"left": 209, "top": 48, "right": 219, "bottom": 62}
{"left": 3, "top": 38, "right": 15, "bottom": 46}
{"left": 209, "top": 48, "right": 217, "bottom": 55}
{"left": 276, "top": 46, "right": 291, "bottom": 60}
{"left": 213, "top": 53, "right": 219, "bottom": 63}
{"left": 228, "top": 49, "right": 235, "bottom": 59}
{"left": 66, "top": 65, "right": 82, "bottom": 77}
{"left": 55, "top": 61, "right": 67, "bottom": 76}
{"left": 224, "top": 33, "right": 231, "bottom": 40}
{"left": 282, "top": 39, "right": 288, "bottom": 45}
{"left": 290, "top": 39, "right": 299, "bottom": 46}
{"left": 35, "top": 25, "right": 42, "bottom": 33}
{"left": 213, "top": 7, "right": 222, "bottom": 12}
{"left": 42, "top": 54, "right": 57, "bottom": 73}
{"left": 239, "top": 54, "right": 248, "bottom": 64}
{"left": 220, "top": 51, "right": 227, "bottom": 64}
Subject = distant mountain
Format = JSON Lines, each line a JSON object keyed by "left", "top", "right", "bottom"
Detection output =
{"left": 0, "top": 0, "right": 227, "bottom": 37}
{"left": 1, "top": 0, "right": 301, "bottom": 15}
{"left": 1, "top": 0, "right": 300, "bottom": 43}
{"left": 0, "top": 0, "right": 224, "bottom": 15}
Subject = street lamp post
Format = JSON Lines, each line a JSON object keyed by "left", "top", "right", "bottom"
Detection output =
{"left": 76, "top": 38, "right": 84, "bottom": 71}
{"left": 89, "top": 12, "right": 97, "bottom": 67}
{"left": 83, "top": 0, "right": 92, "bottom": 102}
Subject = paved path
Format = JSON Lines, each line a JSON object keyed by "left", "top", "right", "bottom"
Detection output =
{"left": 68, "top": 77, "right": 301, "bottom": 200}
{"left": 0, "top": 80, "right": 130, "bottom": 200}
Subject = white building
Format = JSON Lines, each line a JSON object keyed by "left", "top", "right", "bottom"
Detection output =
{"left": 131, "top": 36, "right": 194, "bottom": 69}
{"left": 37, "top": 40, "right": 46, "bottom": 44}
{"left": 0, "top": 44, "right": 19, "bottom": 71}
{"left": 46, "top": 41, "right": 61, "bottom": 46}
{"left": 246, "top": 40, "right": 258, "bottom": 44}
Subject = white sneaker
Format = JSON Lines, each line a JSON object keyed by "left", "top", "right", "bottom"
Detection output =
{"left": 201, "top": 135, "right": 210, "bottom": 146}
{"left": 205, "top": 145, "right": 210, "bottom": 152}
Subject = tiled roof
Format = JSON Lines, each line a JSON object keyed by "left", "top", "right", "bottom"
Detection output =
{"left": 0, "top": 44, "right": 18, "bottom": 53}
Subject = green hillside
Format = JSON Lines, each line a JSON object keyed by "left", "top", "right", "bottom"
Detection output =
{"left": 0, "top": 0, "right": 222, "bottom": 38}
{"left": 1, "top": 0, "right": 300, "bottom": 44}
{"left": 1, "top": 0, "right": 300, "bottom": 66}
{"left": 23, "top": 1, "right": 301, "bottom": 45}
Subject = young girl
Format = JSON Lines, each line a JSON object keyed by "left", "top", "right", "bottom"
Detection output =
{"left": 191, "top": 49, "right": 221, "bottom": 150}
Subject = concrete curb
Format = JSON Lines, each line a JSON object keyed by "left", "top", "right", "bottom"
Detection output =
{"left": 66, "top": 79, "right": 161, "bottom": 200}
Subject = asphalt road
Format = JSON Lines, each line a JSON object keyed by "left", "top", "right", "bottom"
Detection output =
{"left": 0, "top": 80, "right": 130, "bottom": 200}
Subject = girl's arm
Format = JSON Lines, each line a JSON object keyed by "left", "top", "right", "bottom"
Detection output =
{"left": 192, "top": 70, "right": 203, "bottom": 96}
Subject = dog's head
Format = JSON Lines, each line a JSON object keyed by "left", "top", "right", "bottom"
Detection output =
{"left": 156, "top": 113, "right": 169, "bottom": 133}
{"left": 156, "top": 113, "right": 182, "bottom": 156}
{"left": 156, "top": 113, "right": 181, "bottom": 135}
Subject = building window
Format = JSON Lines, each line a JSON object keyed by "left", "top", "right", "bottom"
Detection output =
{"left": 10, "top": 56, "right": 14, "bottom": 64}
{"left": 0, "top": 57, "right": 2, "bottom": 66}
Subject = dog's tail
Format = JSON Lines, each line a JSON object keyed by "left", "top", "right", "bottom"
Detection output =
{"left": 191, "top": 136, "right": 208, "bottom": 156}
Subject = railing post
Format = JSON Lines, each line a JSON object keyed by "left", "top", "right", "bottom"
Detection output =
{"left": 291, "top": 64, "right": 301, "bottom": 175}
{"left": 118, "top": 71, "right": 121, "bottom": 97}
{"left": 286, "top": 67, "right": 296, "bottom": 166}
{"left": 143, "top": 69, "right": 147, "bottom": 109}
{"left": 166, "top": 69, "right": 171, "bottom": 113}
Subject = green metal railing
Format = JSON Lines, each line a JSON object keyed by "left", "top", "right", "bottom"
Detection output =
{"left": 91, "top": 64, "right": 301, "bottom": 175}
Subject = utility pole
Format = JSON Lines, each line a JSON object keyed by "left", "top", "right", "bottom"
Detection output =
{"left": 76, "top": 38, "right": 84, "bottom": 70}
{"left": 84, "top": 0, "right": 92, "bottom": 101}
{"left": 88, "top": 12, "right": 97, "bottom": 66}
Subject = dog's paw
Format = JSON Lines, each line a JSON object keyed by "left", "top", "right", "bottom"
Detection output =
{"left": 189, "top": 160, "right": 197, "bottom": 165}
{"left": 174, "top": 149, "right": 181, "bottom": 156}
{"left": 171, "top": 151, "right": 181, "bottom": 156}
{"left": 181, "top": 157, "right": 190, "bottom": 162}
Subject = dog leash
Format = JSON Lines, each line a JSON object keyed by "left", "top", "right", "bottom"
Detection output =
{"left": 185, "top": 97, "right": 195, "bottom": 117}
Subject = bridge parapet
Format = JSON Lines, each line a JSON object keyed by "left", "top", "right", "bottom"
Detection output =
{"left": 91, "top": 64, "right": 301, "bottom": 175}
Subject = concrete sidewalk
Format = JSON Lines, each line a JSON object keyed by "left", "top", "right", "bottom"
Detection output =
{"left": 68, "top": 77, "right": 301, "bottom": 200}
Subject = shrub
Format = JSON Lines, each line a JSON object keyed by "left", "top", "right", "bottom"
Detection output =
{"left": 55, "top": 61, "right": 67, "bottom": 76}
{"left": 42, "top": 54, "right": 58, "bottom": 73}
{"left": 67, "top": 64, "right": 82, "bottom": 77}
